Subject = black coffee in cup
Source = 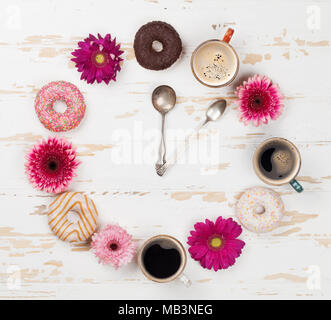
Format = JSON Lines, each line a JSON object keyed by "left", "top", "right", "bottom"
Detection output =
{"left": 138, "top": 235, "right": 188, "bottom": 284}
{"left": 143, "top": 243, "right": 181, "bottom": 279}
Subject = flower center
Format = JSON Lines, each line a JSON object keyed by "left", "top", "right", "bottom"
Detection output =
{"left": 250, "top": 94, "right": 266, "bottom": 110}
{"left": 209, "top": 236, "right": 222, "bottom": 249}
{"left": 92, "top": 51, "right": 108, "bottom": 68}
{"left": 47, "top": 159, "right": 59, "bottom": 172}
{"left": 95, "top": 53, "right": 105, "bottom": 65}
{"left": 109, "top": 242, "right": 118, "bottom": 251}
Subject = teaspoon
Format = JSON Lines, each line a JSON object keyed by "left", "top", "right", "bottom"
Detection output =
{"left": 152, "top": 85, "right": 177, "bottom": 170}
{"left": 156, "top": 99, "right": 227, "bottom": 176}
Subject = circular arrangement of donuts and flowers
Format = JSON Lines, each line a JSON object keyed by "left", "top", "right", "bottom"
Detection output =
{"left": 26, "top": 21, "right": 292, "bottom": 277}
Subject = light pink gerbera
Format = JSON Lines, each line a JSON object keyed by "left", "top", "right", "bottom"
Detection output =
{"left": 91, "top": 224, "right": 136, "bottom": 268}
{"left": 71, "top": 33, "right": 123, "bottom": 85}
{"left": 235, "top": 74, "right": 284, "bottom": 126}
{"left": 187, "top": 217, "right": 245, "bottom": 271}
{"left": 25, "top": 136, "right": 80, "bottom": 193}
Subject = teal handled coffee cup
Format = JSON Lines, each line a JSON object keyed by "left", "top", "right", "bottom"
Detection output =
{"left": 253, "top": 137, "right": 303, "bottom": 193}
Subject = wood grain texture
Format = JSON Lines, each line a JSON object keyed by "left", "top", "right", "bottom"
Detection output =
{"left": 0, "top": 0, "right": 330, "bottom": 299}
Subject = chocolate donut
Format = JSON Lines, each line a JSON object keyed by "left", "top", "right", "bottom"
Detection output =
{"left": 134, "top": 21, "right": 182, "bottom": 70}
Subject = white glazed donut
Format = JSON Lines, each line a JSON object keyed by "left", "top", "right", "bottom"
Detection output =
{"left": 236, "top": 187, "right": 284, "bottom": 233}
{"left": 47, "top": 192, "right": 98, "bottom": 242}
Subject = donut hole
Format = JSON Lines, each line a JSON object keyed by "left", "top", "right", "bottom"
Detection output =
{"left": 152, "top": 40, "right": 163, "bottom": 53}
{"left": 67, "top": 211, "right": 80, "bottom": 224}
{"left": 53, "top": 100, "right": 67, "bottom": 114}
{"left": 254, "top": 205, "right": 266, "bottom": 215}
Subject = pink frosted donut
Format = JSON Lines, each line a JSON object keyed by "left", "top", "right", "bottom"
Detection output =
{"left": 35, "top": 81, "right": 86, "bottom": 132}
{"left": 236, "top": 187, "right": 284, "bottom": 233}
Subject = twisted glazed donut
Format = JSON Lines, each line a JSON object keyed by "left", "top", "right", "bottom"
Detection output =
{"left": 236, "top": 187, "right": 284, "bottom": 233}
{"left": 47, "top": 192, "right": 98, "bottom": 242}
{"left": 35, "top": 81, "right": 86, "bottom": 132}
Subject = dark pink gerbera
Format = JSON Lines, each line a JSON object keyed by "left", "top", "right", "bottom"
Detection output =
{"left": 71, "top": 33, "right": 123, "bottom": 85}
{"left": 235, "top": 74, "right": 284, "bottom": 126}
{"left": 25, "top": 136, "right": 80, "bottom": 193}
{"left": 187, "top": 217, "right": 245, "bottom": 271}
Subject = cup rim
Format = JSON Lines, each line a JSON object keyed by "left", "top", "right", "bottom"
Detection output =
{"left": 137, "top": 234, "right": 187, "bottom": 283}
{"left": 253, "top": 137, "right": 302, "bottom": 186}
{"left": 190, "top": 39, "right": 239, "bottom": 88}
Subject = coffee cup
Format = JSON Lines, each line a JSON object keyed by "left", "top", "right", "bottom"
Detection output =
{"left": 137, "top": 234, "right": 191, "bottom": 286}
{"left": 191, "top": 28, "right": 239, "bottom": 88}
{"left": 253, "top": 137, "right": 303, "bottom": 193}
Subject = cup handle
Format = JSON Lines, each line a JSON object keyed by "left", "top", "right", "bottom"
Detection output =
{"left": 290, "top": 179, "right": 304, "bottom": 193}
{"left": 222, "top": 28, "right": 234, "bottom": 43}
{"left": 179, "top": 273, "right": 191, "bottom": 287}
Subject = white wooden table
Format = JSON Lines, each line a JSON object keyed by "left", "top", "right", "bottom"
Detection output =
{"left": 0, "top": 0, "right": 330, "bottom": 300}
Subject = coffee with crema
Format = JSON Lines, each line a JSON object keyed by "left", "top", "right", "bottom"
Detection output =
{"left": 192, "top": 40, "right": 238, "bottom": 87}
{"left": 260, "top": 144, "right": 295, "bottom": 180}
{"left": 253, "top": 137, "right": 302, "bottom": 187}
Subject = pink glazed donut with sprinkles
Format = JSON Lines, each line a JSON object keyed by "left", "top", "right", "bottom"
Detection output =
{"left": 236, "top": 187, "right": 284, "bottom": 233}
{"left": 35, "top": 81, "right": 86, "bottom": 132}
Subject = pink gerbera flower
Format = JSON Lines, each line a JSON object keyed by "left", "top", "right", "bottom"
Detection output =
{"left": 187, "top": 217, "right": 245, "bottom": 271}
{"left": 25, "top": 136, "right": 80, "bottom": 193}
{"left": 71, "top": 33, "right": 123, "bottom": 85}
{"left": 91, "top": 224, "right": 136, "bottom": 268}
{"left": 235, "top": 74, "right": 284, "bottom": 126}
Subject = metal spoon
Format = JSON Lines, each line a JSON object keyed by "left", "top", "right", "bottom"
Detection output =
{"left": 156, "top": 99, "right": 227, "bottom": 176}
{"left": 152, "top": 85, "right": 177, "bottom": 170}
{"left": 200, "top": 99, "right": 227, "bottom": 127}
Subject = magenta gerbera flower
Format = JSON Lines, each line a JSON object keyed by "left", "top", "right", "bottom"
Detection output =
{"left": 71, "top": 33, "right": 123, "bottom": 85}
{"left": 187, "top": 217, "right": 245, "bottom": 271}
{"left": 235, "top": 74, "right": 284, "bottom": 126}
{"left": 25, "top": 136, "right": 80, "bottom": 193}
{"left": 91, "top": 224, "right": 136, "bottom": 268}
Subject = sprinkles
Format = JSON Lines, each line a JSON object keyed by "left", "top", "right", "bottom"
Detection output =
{"left": 35, "top": 81, "right": 86, "bottom": 132}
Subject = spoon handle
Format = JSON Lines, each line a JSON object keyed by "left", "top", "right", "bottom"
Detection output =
{"left": 156, "top": 120, "right": 208, "bottom": 176}
{"left": 156, "top": 114, "right": 167, "bottom": 169}
{"left": 161, "top": 114, "right": 166, "bottom": 164}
